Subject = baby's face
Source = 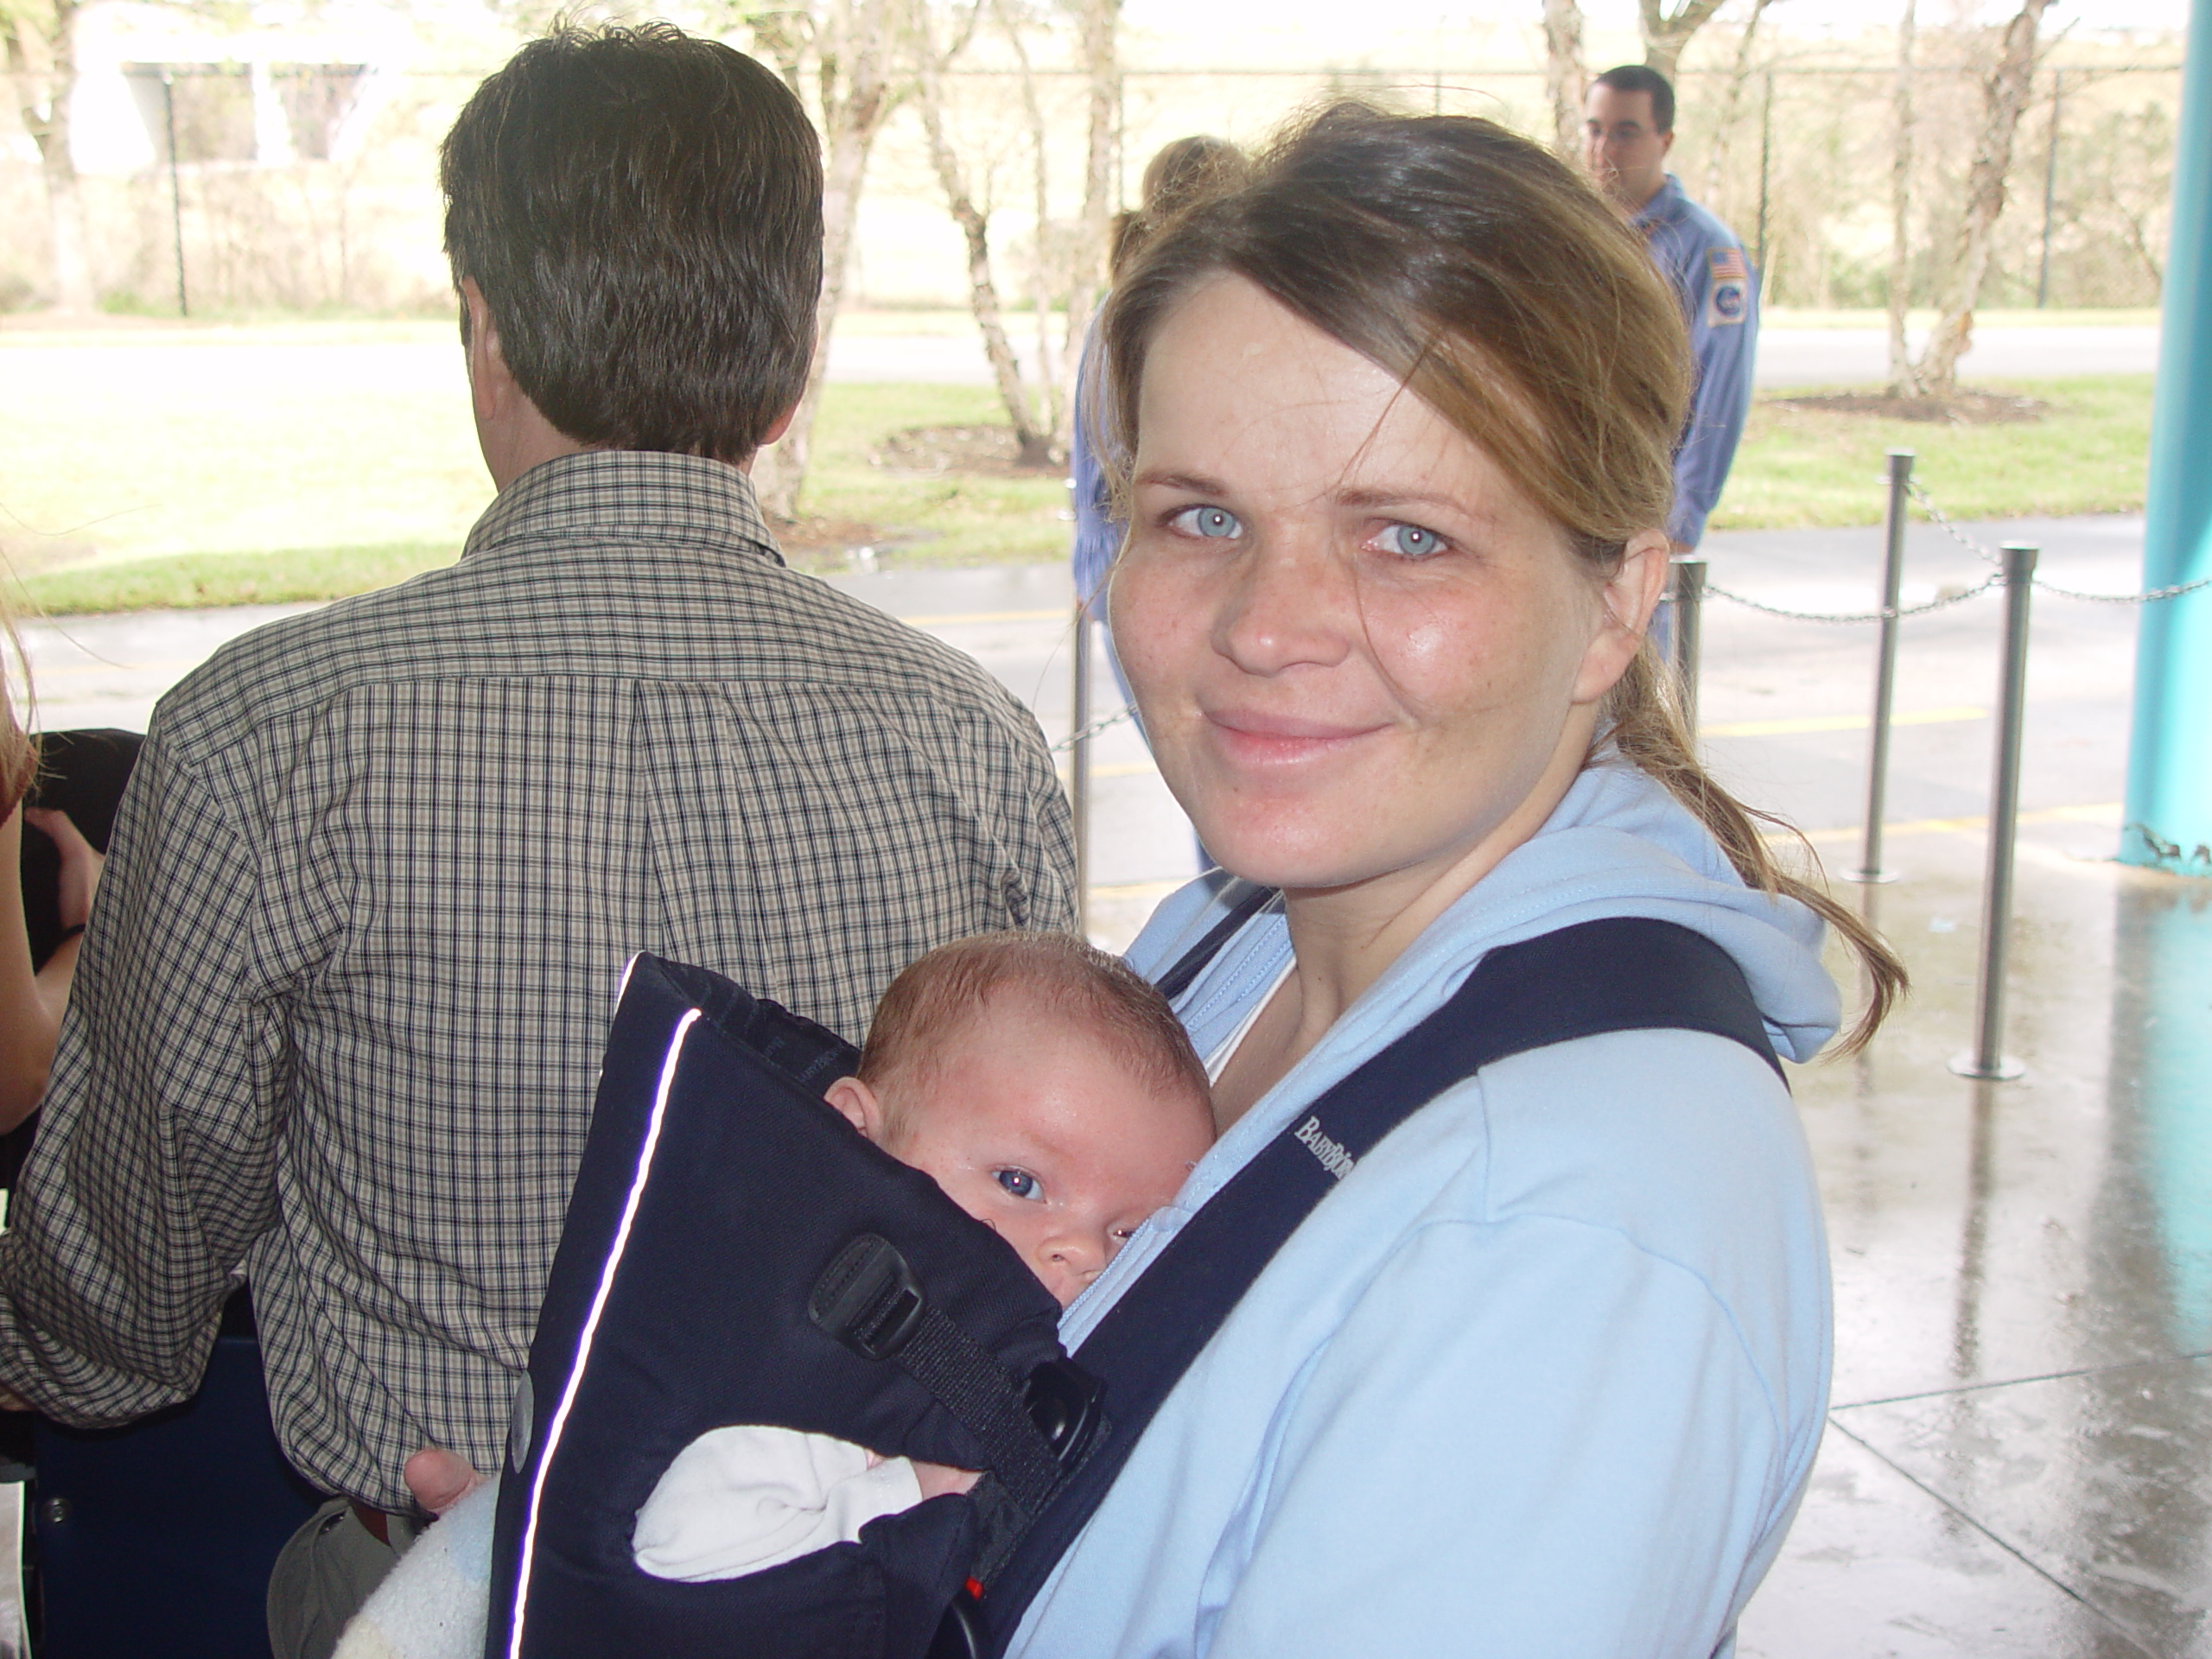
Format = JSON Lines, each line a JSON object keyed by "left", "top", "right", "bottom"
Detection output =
{"left": 865, "top": 1004, "right": 1213, "bottom": 1306}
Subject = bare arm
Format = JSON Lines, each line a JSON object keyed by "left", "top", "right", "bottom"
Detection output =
{"left": 0, "top": 808, "right": 59, "bottom": 1130}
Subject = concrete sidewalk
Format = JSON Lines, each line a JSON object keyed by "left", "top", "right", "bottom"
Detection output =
{"left": 20, "top": 513, "right": 2210, "bottom": 1654}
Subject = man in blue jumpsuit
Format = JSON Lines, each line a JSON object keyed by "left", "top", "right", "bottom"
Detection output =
{"left": 1585, "top": 64, "right": 1758, "bottom": 555}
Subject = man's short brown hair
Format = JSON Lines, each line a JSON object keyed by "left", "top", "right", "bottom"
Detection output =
{"left": 440, "top": 22, "right": 822, "bottom": 463}
{"left": 857, "top": 932, "right": 1210, "bottom": 1130}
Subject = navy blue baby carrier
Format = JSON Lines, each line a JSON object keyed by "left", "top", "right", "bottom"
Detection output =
{"left": 486, "top": 899, "right": 1781, "bottom": 1659}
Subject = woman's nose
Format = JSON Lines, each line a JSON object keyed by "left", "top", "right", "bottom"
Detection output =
{"left": 1211, "top": 531, "right": 1357, "bottom": 677}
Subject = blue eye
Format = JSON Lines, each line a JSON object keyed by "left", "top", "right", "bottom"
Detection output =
{"left": 1170, "top": 505, "right": 1242, "bottom": 539}
{"left": 995, "top": 1168, "right": 1041, "bottom": 1201}
{"left": 1376, "top": 523, "right": 1448, "bottom": 559}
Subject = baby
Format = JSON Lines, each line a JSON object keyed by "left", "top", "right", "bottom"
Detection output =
{"left": 338, "top": 931, "right": 1214, "bottom": 1658}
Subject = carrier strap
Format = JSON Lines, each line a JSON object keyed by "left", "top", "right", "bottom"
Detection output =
{"left": 975, "top": 914, "right": 1783, "bottom": 1648}
{"left": 1151, "top": 880, "right": 1278, "bottom": 1003}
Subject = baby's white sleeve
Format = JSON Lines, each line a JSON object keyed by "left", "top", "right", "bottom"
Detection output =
{"left": 632, "top": 1425, "right": 926, "bottom": 1582}
{"left": 334, "top": 1477, "right": 499, "bottom": 1659}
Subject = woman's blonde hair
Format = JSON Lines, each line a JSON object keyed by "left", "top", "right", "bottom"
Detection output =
{"left": 1095, "top": 101, "right": 1904, "bottom": 1051}
{"left": 1, "top": 606, "right": 35, "bottom": 822}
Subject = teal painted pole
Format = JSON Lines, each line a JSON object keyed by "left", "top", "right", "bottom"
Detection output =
{"left": 2123, "top": 0, "right": 2212, "bottom": 873}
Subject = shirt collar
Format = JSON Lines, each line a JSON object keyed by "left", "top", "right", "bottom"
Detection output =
{"left": 462, "top": 449, "right": 784, "bottom": 568}
{"left": 1630, "top": 173, "right": 1688, "bottom": 232}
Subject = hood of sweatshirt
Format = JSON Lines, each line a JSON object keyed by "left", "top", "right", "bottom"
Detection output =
{"left": 1102, "top": 760, "right": 1843, "bottom": 1281}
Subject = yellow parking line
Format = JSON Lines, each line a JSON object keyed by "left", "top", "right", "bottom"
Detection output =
{"left": 1706, "top": 705, "right": 1984, "bottom": 739}
{"left": 28, "top": 658, "right": 200, "bottom": 678}
{"left": 1795, "top": 803, "right": 2121, "bottom": 844}
{"left": 897, "top": 607, "right": 1064, "bottom": 626}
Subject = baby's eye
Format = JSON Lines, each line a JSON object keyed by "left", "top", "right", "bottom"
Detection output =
{"left": 994, "top": 1167, "right": 1042, "bottom": 1201}
{"left": 1374, "top": 522, "right": 1450, "bottom": 559}
{"left": 1168, "top": 505, "right": 1243, "bottom": 540}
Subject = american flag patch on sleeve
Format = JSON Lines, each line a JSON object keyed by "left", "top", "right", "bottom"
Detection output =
{"left": 1708, "top": 246, "right": 1749, "bottom": 283}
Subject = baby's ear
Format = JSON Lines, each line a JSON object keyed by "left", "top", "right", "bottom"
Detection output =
{"left": 823, "top": 1076, "right": 885, "bottom": 1142}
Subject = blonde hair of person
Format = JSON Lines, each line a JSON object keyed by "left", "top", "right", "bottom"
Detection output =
{"left": 1095, "top": 101, "right": 1905, "bottom": 1051}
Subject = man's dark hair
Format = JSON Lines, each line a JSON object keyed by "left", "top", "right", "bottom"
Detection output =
{"left": 1592, "top": 64, "right": 1675, "bottom": 135}
{"left": 441, "top": 22, "right": 822, "bottom": 463}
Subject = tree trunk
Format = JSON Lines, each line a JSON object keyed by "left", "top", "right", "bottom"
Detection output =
{"left": 1638, "top": 0, "right": 1727, "bottom": 82}
{"left": 1698, "top": 0, "right": 1774, "bottom": 212}
{"left": 1060, "top": 0, "right": 1121, "bottom": 395}
{"left": 4, "top": 0, "right": 95, "bottom": 314}
{"left": 1885, "top": 0, "right": 1918, "bottom": 397}
{"left": 1914, "top": 0, "right": 2050, "bottom": 397}
{"left": 1542, "top": 0, "right": 1586, "bottom": 159}
{"left": 995, "top": 0, "right": 1065, "bottom": 447}
{"left": 755, "top": 0, "right": 900, "bottom": 525}
{"left": 913, "top": 12, "right": 1052, "bottom": 465}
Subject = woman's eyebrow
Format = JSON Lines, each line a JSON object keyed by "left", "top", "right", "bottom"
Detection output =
{"left": 1132, "top": 468, "right": 1230, "bottom": 495}
{"left": 1334, "top": 486, "right": 1475, "bottom": 515}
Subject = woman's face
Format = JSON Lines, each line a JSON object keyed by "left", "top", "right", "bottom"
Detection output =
{"left": 1109, "top": 275, "right": 1660, "bottom": 897}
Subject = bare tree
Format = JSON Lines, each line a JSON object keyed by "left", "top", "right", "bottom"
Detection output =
{"left": 1060, "top": 0, "right": 1119, "bottom": 391}
{"left": 1698, "top": 0, "right": 1778, "bottom": 214}
{"left": 994, "top": 0, "right": 1067, "bottom": 445}
{"left": 912, "top": 0, "right": 1054, "bottom": 463}
{"left": 1885, "top": 0, "right": 1917, "bottom": 396}
{"left": 1639, "top": 0, "right": 1727, "bottom": 82}
{"left": 1914, "top": 0, "right": 2050, "bottom": 397}
{"left": 1542, "top": 0, "right": 1586, "bottom": 157}
{"left": 3, "top": 0, "right": 96, "bottom": 313}
{"left": 748, "top": 1, "right": 904, "bottom": 524}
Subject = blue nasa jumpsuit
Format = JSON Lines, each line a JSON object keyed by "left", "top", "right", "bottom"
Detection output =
{"left": 1633, "top": 174, "right": 1758, "bottom": 550}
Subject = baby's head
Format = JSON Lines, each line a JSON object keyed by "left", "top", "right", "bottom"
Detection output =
{"left": 824, "top": 932, "right": 1214, "bottom": 1306}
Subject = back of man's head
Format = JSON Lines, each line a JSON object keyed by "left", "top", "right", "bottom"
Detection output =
{"left": 1592, "top": 63, "right": 1675, "bottom": 135}
{"left": 441, "top": 22, "right": 822, "bottom": 464}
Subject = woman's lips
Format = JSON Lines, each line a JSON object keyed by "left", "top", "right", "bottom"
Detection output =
{"left": 1203, "top": 708, "right": 1385, "bottom": 765}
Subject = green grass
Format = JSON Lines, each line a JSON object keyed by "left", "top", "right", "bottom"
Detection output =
{"left": 21, "top": 542, "right": 459, "bottom": 614}
{"left": 1710, "top": 374, "right": 2152, "bottom": 531}
{"left": 14, "top": 380, "right": 1068, "bottom": 613}
{"left": 4, "top": 329, "right": 2152, "bottom": 614}
{"left": 797, "top": 382, "right": 1069, "bottom": 567}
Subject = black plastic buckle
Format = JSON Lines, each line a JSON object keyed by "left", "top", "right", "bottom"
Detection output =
{"left": 809, "top": 1234, "right": 927, "bottom": 1362}
{"left": 926, "top": 1584, "right": 988, "bottom": 1659}
{"left": 1022, "top": 1358, "right": 1104, "bottom": 1470}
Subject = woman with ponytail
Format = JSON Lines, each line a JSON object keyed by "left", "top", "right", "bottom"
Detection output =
{"left": 1012, "top": 102, "right": 1905, "bottom": 1657}
{"left": 0, "top": 622, "right": 103, "bottom": 1128}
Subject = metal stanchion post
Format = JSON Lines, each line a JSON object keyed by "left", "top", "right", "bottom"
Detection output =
{"left": 1950, "top": 542, "right": 2037, "bottom": 1083}
{"left": 1669, "top": 555, "right": 1707, "bottom": 741}
{"left": 1070, "top": 601, "right": 1093, "bottom": 936}
{"left": 1852, "top": 449, "right": 1916, "bottom": 883}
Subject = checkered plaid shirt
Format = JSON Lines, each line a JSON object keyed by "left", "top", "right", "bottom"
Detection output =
{"left": 0, "top": 451, "right": 1077, "bottom": 1508}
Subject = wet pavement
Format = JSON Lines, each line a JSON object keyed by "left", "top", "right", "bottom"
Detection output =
{"left": 20, "top": 513, "right": 2212, "bottom": 1655}
{"left": 1741, "top": 833, "right": 2212, "bottom": 1659}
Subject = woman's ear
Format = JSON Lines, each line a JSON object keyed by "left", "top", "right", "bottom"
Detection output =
{"left": 823, "top": 1076, "right": 887, "bottom": 1142}
{"left": 1573, "top": 529, "right": 1672, "bottom": 705}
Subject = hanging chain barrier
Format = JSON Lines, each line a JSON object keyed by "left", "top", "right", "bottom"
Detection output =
{"left": 1052, "top": 702, "right": 1135, "bottom": 754}
{"left": 1692, "top": 479, "right": 2211, "bottom": 625}
{"left": 1903, "top": 479, "right": 2212, "bottom": 606}
{"left": 1702, "top": 575, "right": 2000, "bottom": 625}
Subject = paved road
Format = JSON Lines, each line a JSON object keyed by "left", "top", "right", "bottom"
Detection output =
{"left": 22, "top": 511, "right": 2153, "bottom": 940}
{"left": 824, "top": 325, "right": 2162, "bottom": 389}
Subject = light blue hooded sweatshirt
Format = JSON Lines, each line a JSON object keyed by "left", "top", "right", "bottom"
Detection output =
{"left": 1013, "top": 760, "right": 1840, "bottom": 1659}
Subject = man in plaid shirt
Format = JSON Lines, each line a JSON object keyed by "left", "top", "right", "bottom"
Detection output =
{"left": 0, "top": 24, "right": 1075, "bottom": 1652}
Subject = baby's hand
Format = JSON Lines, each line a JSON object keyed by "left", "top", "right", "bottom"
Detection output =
{"left": 910, "top": 1459, "right": 981, "bottom": 1500}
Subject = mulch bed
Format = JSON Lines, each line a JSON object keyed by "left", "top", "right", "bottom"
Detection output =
{"left": 1769, "top": 389, "right": 2050, "bottom": 425}
{"left": 771, "top": 514, "right": 888, "bottom": 565}
{"left": 874, "top": 424, "right": 1064, "bottom": 476}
